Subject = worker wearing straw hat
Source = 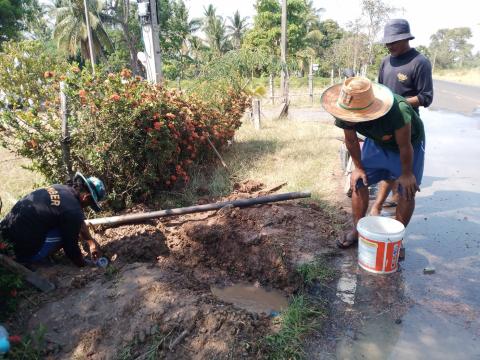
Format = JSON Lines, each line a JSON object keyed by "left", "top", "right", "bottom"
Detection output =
{"left": 321, "top": 77, "right": 425, "bottom": 248}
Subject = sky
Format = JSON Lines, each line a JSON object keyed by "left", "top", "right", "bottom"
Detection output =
{"left": 184, "top": 0, "right": 480, "bottom": 52}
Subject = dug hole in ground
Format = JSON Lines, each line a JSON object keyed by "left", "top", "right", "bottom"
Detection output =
{"left": 10, "top": 180, "right": 347, "bottom": 359}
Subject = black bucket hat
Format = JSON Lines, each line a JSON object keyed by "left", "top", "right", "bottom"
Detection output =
{"left": 380, "top": 19, "right": 415, "bottom": 44}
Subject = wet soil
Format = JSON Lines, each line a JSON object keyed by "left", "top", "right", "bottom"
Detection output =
{"left": 10, "top": 181, "right": 344, "bottom": 359}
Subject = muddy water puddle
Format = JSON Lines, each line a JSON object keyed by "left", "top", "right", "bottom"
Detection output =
{"left": 211, "top": 283, "right": 288, "bottom": 314}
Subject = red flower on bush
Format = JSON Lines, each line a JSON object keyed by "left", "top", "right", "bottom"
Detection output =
{"left": 110, "top": 93, "right": 121, "bottom": 102}
{"left": 26, "top": 139, "right": 38, "bottom": 149}
{"left": 0, "top": 242, "right": 8, "bottom": 250}
{"left": 43, "top": 71, "right": 54, "bottom": 79}
{"left": 8, "top": 335, "right": 21, "bottom": 344}
{"left": 153, "top": 122, "right": 162, "bottom": 130}
{"left": 78, "top": 89, "right": 87, "bottom": 97}
{"left": 165, "top": 113, "right": 176, "bottom": 120}
{"left": 10, "top": 289, "right": 17, "bottom": 297}
{"left": 120, "top": 68, "right": 132, "bottom": 79}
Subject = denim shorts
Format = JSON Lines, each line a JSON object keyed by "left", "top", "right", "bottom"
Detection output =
{"left": 356, "top": 138, "right": 425, "bottom": 188}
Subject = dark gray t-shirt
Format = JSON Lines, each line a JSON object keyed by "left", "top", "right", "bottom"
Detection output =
{"left": 378, "top": 48, "right": 433, "bottom": 109}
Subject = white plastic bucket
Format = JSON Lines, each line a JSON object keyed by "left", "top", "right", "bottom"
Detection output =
{"left": 357, "top": 216, "right": 405, "bottom": 274}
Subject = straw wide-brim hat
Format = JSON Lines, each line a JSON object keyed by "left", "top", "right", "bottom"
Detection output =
{"left": 321, "top": 77, "right": 394, "bottom": 122}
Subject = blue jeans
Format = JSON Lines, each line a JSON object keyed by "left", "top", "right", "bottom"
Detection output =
{"left": 19, "top": 228, "right": 63, "bottom": 263}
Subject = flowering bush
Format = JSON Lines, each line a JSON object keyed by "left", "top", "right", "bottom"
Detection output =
{"left": 0, "top": 41, "right": 250, "bottom": 208}
{"left": 0, "top": 239, "right": 22, "bottom": 320}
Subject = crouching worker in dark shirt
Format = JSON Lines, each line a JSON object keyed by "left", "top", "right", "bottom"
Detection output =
{"left": 321, "top": 77, "right": 425, "bottom": 248}
{"left": 0, "top": 172, "right": 106, "bottom": 267}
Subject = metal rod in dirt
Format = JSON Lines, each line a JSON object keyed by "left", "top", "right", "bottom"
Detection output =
{"left": 85, "top": 191, "right": 311, "bottom": 227}
{"left": 206, "top": 135, "right": 228, "bottom": 168}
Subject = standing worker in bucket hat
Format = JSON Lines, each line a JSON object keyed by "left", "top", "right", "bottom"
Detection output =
{"left": 0, "top": 172, "right": 106, "bottom": 267}
{"left": 321, "top": 77, "right": 425, "bottom": 248}
{"left": 370, "top": 18, "right": 433, "bottom": 216}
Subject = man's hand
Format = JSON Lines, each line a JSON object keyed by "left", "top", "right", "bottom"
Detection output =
{"left": 87, "top": 239, "right": 101, "bottom": 260}
{"left": 351, "top": 168, "right": 368, "bottom": 193}
{"left": 396, "top": 173, "right": 420, "bottom": 201}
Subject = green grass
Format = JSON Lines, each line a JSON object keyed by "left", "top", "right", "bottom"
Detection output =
{"left": 8, "top": 325, "right": 47, "bottom": 359}
{"left": 0, "top": 147, "right": 44, "bottom": 217}
{"left": 433, "top": 67, "right": 480, "bottom": 86}
{"left": 117, "top": 328, "right": 174, "bottom": 360}
{"left": 224, "top": 119, "right": 342, "bottom": 203}
{"left": 260, "top": 257, "right": 335, "bottom": 359}
{"left": 264, "top": 295, "right": 325, "bottom": 360}
{"left": 297, "top": 257, "right": 336, "bottom": 286}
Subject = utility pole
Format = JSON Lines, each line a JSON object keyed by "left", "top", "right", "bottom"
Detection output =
{"left": 280, "top": 0, "right": 288, "bottom": 104}
{"left": 83, "top": 0, "right": 95, "bottom": 74}
{"left": 137, "top": 0, "right": 163, "bottom": 84}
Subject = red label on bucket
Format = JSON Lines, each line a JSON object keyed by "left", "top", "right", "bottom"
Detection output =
{"left": 358, "top": 235, "right": 402, "bottom": 274}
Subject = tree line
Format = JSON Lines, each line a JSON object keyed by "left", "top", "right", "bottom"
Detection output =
{"left": 1, "top": 0, "right": 479, "bottom": 80}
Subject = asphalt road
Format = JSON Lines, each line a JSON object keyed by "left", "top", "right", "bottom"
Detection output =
{"left": 431, "top": 80, "right": 480, "bottom": 116}
{"left": 314, "top": 83, "right": 480, "bottom": 359}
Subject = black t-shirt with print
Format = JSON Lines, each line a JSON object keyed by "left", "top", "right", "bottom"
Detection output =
{"left": 378, "top": 48, "right": 433, "bottom": 109}
{"left": 0, "top": 185, "right": 84, "bottom": 260}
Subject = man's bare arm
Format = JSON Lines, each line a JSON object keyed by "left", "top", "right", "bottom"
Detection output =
{"left": 395, "top": 123, "right": 419, "bottom": 200}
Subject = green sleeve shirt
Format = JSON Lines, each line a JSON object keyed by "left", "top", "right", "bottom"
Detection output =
{"left": 335, "top": 94, "right": 425, "bottom": 152}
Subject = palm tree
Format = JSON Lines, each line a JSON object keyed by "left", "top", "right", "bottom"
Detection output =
{"left": 203, "top": 4, "right": 216, "bottom": 20}
{"left": 53, "top": 0, "right": 113, "bottom": 61}
{"left": 188, "top": 35, "right": 208, "bottom": 75}
{"left": 174, "top": 1, "right": 202, "bottom": 78}
{"left": 100, "top": 0, "right": 142, "bottom": 74}
{"left": 226, "top": 10, "right": 249, "bottom": 49}
{"left": 202, "top": 4, "right": 230, "bottom": 54}
{"left": 297, "top": 0, "right": 325, "bottom": 76}
{"left": 204, "top": 16, "right": 230, "bottom": 54}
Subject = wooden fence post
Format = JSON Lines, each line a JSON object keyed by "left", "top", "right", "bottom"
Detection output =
{"left": 308, "top": 74, "right": 313, "bottom": 104}
{"left": 252, "top": 98, "right": 261, "bottom": 130}
{"left": 269, "top": 74, "right": 275, "bottom": 104}
{"left": 60, "top": 82, "right": 73, "bottom": 181}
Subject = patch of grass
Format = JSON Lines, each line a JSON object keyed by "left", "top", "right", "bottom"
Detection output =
{"left": 0, "top": 147, "right": 44, "bottom": 217}
{"left": 8, "top": 325, "right": 47, "bottom": 359}
{"left": 297, "top": 257, "right": 335, "bottom": 286}
{"left": 116, "top": 328, "right": 174, "bottom": 360}
{"left": 433, "top": 67, "right": 480, "bottom": 86}
{"left": 224, "top": 119, "right": 342, "bottom": 204}
{"left": 264, "top": 295, "right": 325, "bottom": 360}
{"left": 104, "top": 265, "right": 120, "bottom": 280}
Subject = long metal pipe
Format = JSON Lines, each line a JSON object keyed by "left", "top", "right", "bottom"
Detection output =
{"left": 85, "top": 191, "right": 311, "bottom": 227}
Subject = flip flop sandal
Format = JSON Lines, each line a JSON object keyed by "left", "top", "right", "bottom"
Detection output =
{"left": 336, "top": 232, "right": 358, "bottom": 249}
{"left": 382, "top": 200, "right": 398, "bottom": 208}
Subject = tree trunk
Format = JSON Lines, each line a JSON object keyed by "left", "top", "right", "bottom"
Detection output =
{"left": 120, "top": 22, "right": 140, "bottom": 75}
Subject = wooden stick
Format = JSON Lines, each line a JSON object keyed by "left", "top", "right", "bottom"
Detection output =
{"left": 206, "top": 136, "right": 228, "bottom": 169}
{"left": 262, "top": 182, "right": 288, "bottom": 194}
{"left": 169, "top": 323, "right": 195, "bottom": 351}
{"left": 0, "top": 254, "right": 55, "bottom": 292}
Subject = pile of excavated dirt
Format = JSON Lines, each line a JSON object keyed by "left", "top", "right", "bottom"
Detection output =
{"left": 11, "top": 181, "right": 344, "bottom": 359}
